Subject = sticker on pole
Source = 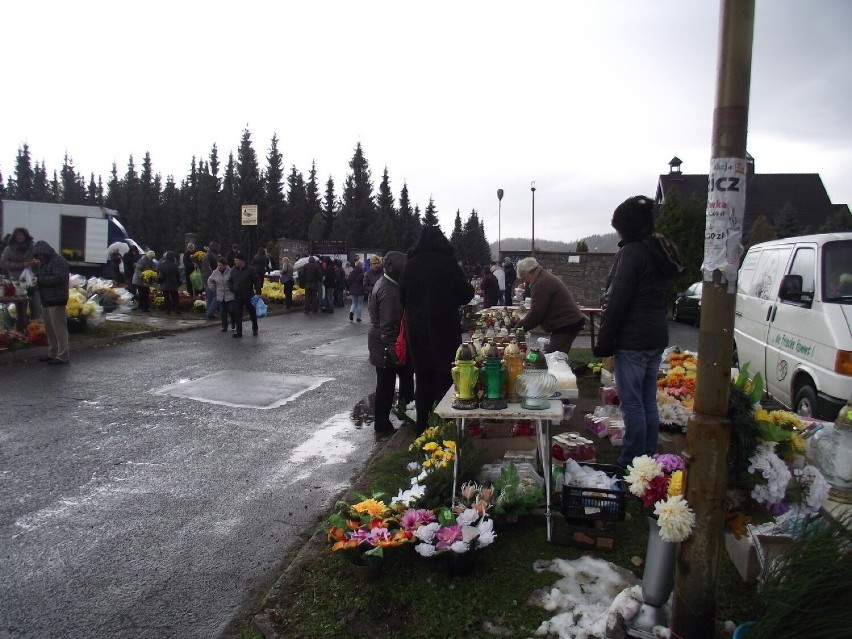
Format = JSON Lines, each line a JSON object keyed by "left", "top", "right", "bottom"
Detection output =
{"left": 702, "top": 158, "right": 746, "bottom": 284}
{"left": 241, "top": 204, "right": 258, "bottom": 226}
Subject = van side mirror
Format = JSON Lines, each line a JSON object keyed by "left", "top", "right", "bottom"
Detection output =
{"left": 778, "top": 274, "right": 804, "bottom": 303}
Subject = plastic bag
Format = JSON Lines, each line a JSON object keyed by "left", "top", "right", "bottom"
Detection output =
{"left": 19, "top": 267, "right": 36, "bottom": 288}
{"left": 190, "top": 270, "right": 203, "bottom": 291}
{"left": 251, "top": 294, "right": 268, "bottom": 318}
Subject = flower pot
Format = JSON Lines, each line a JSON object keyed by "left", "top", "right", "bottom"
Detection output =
{"left": 345, "top": 556, "right": 383, "bottom": 580}
{"left": 441, "top": 551, "right": 478, "bottom": 577}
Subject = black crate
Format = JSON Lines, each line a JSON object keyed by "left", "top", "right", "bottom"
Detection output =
{"left": 552, "top": 514, "right": 617, "bottom": 550}
{"left": 561, "top": 462, "right": 626, "bottom": 522}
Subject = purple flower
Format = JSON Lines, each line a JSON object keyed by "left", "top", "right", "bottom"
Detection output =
{"left": 766, "top": 501, "right": 791, "bottom": 517}
{"left": 653, "top": 453, "right": 685, "bottom": 474}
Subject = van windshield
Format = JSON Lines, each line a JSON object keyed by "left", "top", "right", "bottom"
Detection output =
{"left": 822, "top": 240, "right": 852, "bottom": 303}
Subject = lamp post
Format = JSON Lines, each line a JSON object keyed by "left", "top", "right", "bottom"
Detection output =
{"left": 497, "top": 189, "right": 504, "bottom": 260}
{"left": 530, "top": 181, "right": 536, "bottom": 253}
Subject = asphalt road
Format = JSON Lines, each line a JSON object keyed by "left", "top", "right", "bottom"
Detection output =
{"left": 1, "top": 309, "right": 382, "bottom": 639}
{"left": 0, "top": 312, "right": 698, "bottom": 639}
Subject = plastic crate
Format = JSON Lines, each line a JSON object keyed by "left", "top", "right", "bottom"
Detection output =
{"left": 561, "top": 462, "right": 626, "bottom": 522}
{"left": 552, "top": 515, "right": 617, "bottom": 550}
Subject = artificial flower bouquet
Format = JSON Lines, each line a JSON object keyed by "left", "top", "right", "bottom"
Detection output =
{"left": 190, "top": 250, "right": 206, "bottom": 264}
{"left": 625, "top": 454, "right": 696, "bottom": 543}
{"left": 412, "top": 505, "right": 496, "bottom": 557}
{"left": 656, "top": 349, "right": 697, "bottom": 432}
{"left": 141, "top": 269, "right": 159, "bottom": 285}
{"left": 726, "top": 365, "right": 830, "bottom": 537}
{"left": 325, "top": 493, "right": 415, "bottom": 565}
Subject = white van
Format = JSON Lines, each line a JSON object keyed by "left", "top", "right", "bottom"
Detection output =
{"left": 735, "top": 232, "right": 852, "bottom": 419}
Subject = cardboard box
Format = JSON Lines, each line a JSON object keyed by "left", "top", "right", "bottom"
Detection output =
{"left": 474, "top": 436, "right": 537, "bottom": 465}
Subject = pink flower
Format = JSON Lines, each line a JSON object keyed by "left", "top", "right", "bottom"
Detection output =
{"left": 400, "top": 509, "right": 436, "bottom": 531}
{"left": 435, "top": 525, "right": 463, "bottom": 550}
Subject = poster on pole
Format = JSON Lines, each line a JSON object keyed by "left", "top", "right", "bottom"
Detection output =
{"left": 241, "top": 204, "right": 258, "bottom": 226}
{"left": 702, "top": 157, "right": 747, "bottom": 286}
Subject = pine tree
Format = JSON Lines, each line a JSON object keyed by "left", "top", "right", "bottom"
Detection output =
{"left": 221, "top": 152, "right": 240, "bottom": 245}
{"left": 422, "top": 197, "right": 440, "bottom": 228}
{"left": 33, "top": 161, "right": 49, "bottom": 202}
{"left": 11, "top": 144, "right": 34, "bottom": 200}
{"left": 372, "top": 167, "right": 397, "bottom": 250}
{"left": 139, "top": 152, "right": 163, "bottom": 252}
{"left": 450, "top": 209, "right": 464, "bottom": 256}
{"left": 60, "top": 154, "right": 86, "bottom": 204}
{"left": 263, "top": 134, "right": 285, "bottom": 243}
{"left": 576, "top": 239, "right": 589, "bottom": 252}
{"left": 747, "top": 215, "right": 777, "bottom": 248}
{"left": 395, "top": 182, "right": 420, "bottom": 251}
{"left": 655, "top": 187, "right": 705, "bottom": 300}
{"left": 322, "top": 176, "right": 338, "bottom": 239}
{"left": 306, "top": 161, "right": 324, "bottom": 238}
{"left": 462, "top": 209, "right": 490, "bottom": 265}
{"left": 774, "top": 202, "right": 799, "bottom": 238}
{"left": 236, "top": 128, "right": 264, "bottom": 249}
{"left": 104, "top": 163, "right": 121, "bottom": 212}
{"left": 203, "top": 145, "right": 226, "bottom": 245}
{"left": 284, "top": 166, "right": 308, "bottom": 240}
{"left": 339, "top": 142, "right": 375, "bottom": 247}
{"left": 86, "top": 174, "right": 101, "bottom": 205}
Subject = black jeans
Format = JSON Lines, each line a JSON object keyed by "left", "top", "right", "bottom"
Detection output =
{"left": 163, "top": 290, "right": 181, "bottom": 314}
{"left": 137, "top": 286, "right": 151, "bottom": 311}
{"left": 374, "top": 362, "right": 415, "bottom": 431}
{"left": 219, "top": 300, "right": 235, "bottom": 330}
{"left": 232, "top": 297, "right": 258, "bottom": 335}
{"left": 413, "top": 366, "right": 453, "bottom": 435}
{"left": 283, "top": 280, "right": 293, "bottom": 308}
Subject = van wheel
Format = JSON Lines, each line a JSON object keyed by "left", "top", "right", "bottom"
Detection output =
{"left": 794, "top": 384, "right": 818, "bottom": 418}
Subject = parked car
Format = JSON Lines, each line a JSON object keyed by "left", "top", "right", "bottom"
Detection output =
{"left": 673, "top": 281, "right": 702, "bottom": 326}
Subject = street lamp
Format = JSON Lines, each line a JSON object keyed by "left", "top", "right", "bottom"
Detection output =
{"left": 497, "top": 189, "right": 504, "bottom": 260}
{"left": 530, "top": 181, "right": 536, "bottom": 253}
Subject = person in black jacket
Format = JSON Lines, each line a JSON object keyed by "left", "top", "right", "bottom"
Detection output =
{"left": 228, "top": 252, "right": 263, "bottom": 337}
{"left": 346, "top": 259, "right": 366, "bottom": 321}
{"left": 300, "top": 256, "right": 322, "bottom": 313}
{"left": 31, "top": 241, "right": 70, "bottom": 364}
{"left": 156, "top": 251, "right": 182, "bottom": 314}
{"left": 503, "top": 257, "right": 516, "bottom": 305}
{"left": 593, "top": 195, "right": 683, "bottom": 468}
{"left": 182, "top": 242, "right": 197, "bottom": 297}
{"left": 251, "top": 248, "right": 269, "bottom": 281}
{"left": 399, "top": 226, "right": 475, "bottom": 435}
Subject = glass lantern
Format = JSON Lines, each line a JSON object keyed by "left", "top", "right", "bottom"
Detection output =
{"left": 515, "top": 348, "right": 557, "bottom": 410}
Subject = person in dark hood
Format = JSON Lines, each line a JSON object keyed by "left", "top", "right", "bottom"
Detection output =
{"left": 593, "top": 195, "right": 683, "bottom": 468}
{"left": 31, "top": 240, "right": 70, "bottom": 364}
{"left": 399, "top": 226, "right": 475, "bottom": 435}
{"left": 368, "top": 251, "right": 414, "bottom": 434}
{"left": 157, "top": 251, "right": 182, "bottom": 314}
{"left": 300, "top": 256, "right": 322, "bottom": 314}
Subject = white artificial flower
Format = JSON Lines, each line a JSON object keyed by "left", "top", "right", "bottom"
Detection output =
{"left": 654, "top": 495, "right": 696, "bottom": 543}
{"left": 748, "top": 442, "right": 792, "bottom": 507}
{"left": 406, "top": 461, "right": 421, "bottom": 473}
{"left": 477, "top": 518, "right": 496, "bottom": 547}
{"left": 456, "top": 508, "right": 480, "bottom": 527}
{"left": 414, "top": 522, "right": 440, "bottom": 543}
{"left": 795, "top": 464, "right": 831, "bottom": 516}
{"left": 450, "top": 540, "right": 470, "bottom": 554}
{"left": 625, "top": 455, "right": 663, "bottom": 498}
{"left": 415, "top": 543, "right": 436, "bottom": 557}
{"left": 461, "top": 525, "right": 480, "bottom": 544}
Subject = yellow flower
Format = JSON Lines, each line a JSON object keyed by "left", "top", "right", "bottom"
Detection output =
{"left": 790, "top": 432, "right": 806, "bottom": 454}
{"left": 668, "top": 470, "right": 684, "bottom": 497}
{"left": 423, "top": 459, "right": 433, "bottom": 468}
{"left": 754, "top": 408, "right": 771, "bottom": 422}
{"left": 423, "top": 442, "right": 438, "bottom": 452}
{"left": 443, "top": 440, "right": 457, "bottom": 453}
{"left": 351, "top": 498, "right": 388, "bottom": 518}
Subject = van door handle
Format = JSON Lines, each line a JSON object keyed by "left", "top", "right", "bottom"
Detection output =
{"left": 735, "top": 311, "right": 742, "bottom": 317}
{"left": 765, "top": 305, "right": 773, "bottom": 322}
{"left": 770, "top": 306, "right": 778, "bottom": 322}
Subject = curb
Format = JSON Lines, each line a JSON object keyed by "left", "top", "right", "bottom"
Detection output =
{"left": 250, "top": 426, "right": 416, "bottom": 639}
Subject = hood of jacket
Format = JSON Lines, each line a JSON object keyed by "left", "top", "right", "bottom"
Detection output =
{"left": 383, "top": 251, "right": 407, "bottom": 280}
{"left": 410, "top": 225, "right": 453, "bottom": 258}
{"left": 32, "top": 240, "right": 57, "bottom": 258}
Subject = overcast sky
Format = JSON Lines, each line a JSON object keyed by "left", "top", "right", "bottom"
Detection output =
{"left": 2, "top": 1, "right": 850, "bottom": 246}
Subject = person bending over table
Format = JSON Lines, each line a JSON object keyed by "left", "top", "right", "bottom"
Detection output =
{"left": 515, "top": 256, "right": 585, "bottom": 356}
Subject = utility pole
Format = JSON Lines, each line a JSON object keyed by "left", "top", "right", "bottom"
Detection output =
{"left": 530, "top": 181, "right": 536, "bottom": 253}
{"left": 497, "top": 189, "right": 504, "bottom": 260}
{"left": 671, "top": 2, "right": 754, "bottom": 638}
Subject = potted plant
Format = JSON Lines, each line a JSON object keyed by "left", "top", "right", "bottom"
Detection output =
{"left": 490, "top": 462, "right": 544, "bottom": 522}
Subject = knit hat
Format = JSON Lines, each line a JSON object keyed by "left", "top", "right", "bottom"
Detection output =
{"left": 234, "top": 252, "right": 247, "bottom": 262}
{"left": 383, "top": 251, "right": 407, "bottom": 280}
{"left": 611, "top": 195, "right": 655, "bottom": 241}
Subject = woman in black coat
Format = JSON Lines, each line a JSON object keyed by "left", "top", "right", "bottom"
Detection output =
{"left": 399, "top": 226, "right": 474, "bottom": 435}
{"left": 156, "top": 251, "right": 182, "bottom": 314}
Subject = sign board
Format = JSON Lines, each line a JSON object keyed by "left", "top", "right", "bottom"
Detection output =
{"left": 241, "top": 204, "right": 258, "bottom": 226}
{"left": 702, "top": 157, "right": 746, "bottom": 285}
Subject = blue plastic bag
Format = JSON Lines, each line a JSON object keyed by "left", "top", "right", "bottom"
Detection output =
{"left": 251, "top": 294, "right": 268, "bottom": 318}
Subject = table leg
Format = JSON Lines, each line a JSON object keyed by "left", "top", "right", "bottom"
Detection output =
{"left": 589, "top": 311, "right": 596, "bottom": 348}
{"left": 536, "top": 418, "right": 553, "bottom": 542}
{"left": 452, "top": 417, "right": 466, "bottom": 507}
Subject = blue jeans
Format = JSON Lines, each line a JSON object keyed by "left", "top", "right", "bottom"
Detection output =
{"left": 205, "top": 284, "right": 220, "bottom": 318}
{"left": 349, "top": 293, "right": 363, "bottom": 320}
{"left": 615, "top": 348, "right": 664, "bottom": 468}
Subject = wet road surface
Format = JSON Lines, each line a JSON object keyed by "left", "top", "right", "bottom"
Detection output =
{"left": 1, "top": 309, "right": 384, "bottom": 639}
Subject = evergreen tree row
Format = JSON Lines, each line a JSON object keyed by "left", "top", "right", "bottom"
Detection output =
{"left": 0, "top": 130, "right": 492, "bottom": 260}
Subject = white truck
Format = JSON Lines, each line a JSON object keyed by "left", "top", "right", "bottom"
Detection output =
{"left": 1, "top": 199, "right": 142, "bottom": 275}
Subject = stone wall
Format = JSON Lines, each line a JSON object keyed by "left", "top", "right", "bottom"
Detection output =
{"left": 503, "top": 251, "right": 616, "bottom": 308}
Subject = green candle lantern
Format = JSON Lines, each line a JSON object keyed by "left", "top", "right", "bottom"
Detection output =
{"left": 480, "top": 347, "right": 508, "bottom": 410}
{"left": 451, "top": 342, "right": 480, "bottom": 410}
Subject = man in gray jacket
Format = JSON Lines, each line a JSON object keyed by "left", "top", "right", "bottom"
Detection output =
{"left": 32, "top": 241, "right": 70, "bottom": 365}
